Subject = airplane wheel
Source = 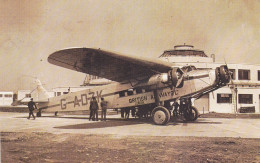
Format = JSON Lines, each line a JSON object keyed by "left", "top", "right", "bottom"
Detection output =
{"left": 151, "top": 106, "right": 170, "bottom": 125}
{"left": 184, "top": 106, "right": 199, "bottom": 121}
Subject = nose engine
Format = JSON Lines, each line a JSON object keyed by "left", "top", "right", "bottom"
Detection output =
{"left": 148, "top": 67, "right": 184, "bottom": 88}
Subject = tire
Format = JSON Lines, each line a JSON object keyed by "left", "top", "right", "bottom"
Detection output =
{"left": 151, "top": 106, "right": 171, "bottom": 125}
{"left": 184, "top": 106, "right": 199, "bottom": 121}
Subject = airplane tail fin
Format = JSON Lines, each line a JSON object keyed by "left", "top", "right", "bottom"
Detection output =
{"left": 32, "top": 79, "right": 50, "bottom": 101}
{"left": 12, "top": 78, "right": 49, "bottom": 106}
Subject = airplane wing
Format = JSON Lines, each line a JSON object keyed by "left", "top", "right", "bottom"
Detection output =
{"left": 48, "top": 48, "right": 175, "bottom": 82}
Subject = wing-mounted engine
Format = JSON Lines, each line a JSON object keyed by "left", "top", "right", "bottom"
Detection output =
{"left": 147, "top": 67, "right": 184, "bottom": 88}
{"left": 216, "top": 65, "right": 230, "bottom": 85}
{"left": 168, "top": 67, "right": 184, "bottom": 88}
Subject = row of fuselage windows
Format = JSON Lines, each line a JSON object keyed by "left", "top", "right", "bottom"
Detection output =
{"left": 0, "top": 94, "right": 13, "bottom": 98}
{"left": 55, "top": 92, "right": 69, "bottom": 96}
{"left": 229, "top": 69, "right": 260, "bottom": 81}
{"left": 119, "top": 88, "right": 151, "bottom": 97}
{"left": 217, "top": 94, "right": 254, "bottom": 104}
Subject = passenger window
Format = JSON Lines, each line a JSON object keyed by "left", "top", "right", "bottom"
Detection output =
{"left": 136, "top": 88, "right": 143, "bottom": 94}
{"left": 127, "top": 90, "right": 134, "bottom": 96}
{"left": 144, "top": 88, "right": 152, "bottom": 93}
{"left": 119, "top": 91, "right": 126, "bottom": 97}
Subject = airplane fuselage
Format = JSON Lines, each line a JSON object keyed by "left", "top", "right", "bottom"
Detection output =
{"left": 39, "top": 69, "right": 218, "bottom": 112}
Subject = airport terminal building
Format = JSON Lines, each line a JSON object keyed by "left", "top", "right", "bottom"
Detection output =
{"left": 159, "top": 45, "right": 260, "bottom": 113}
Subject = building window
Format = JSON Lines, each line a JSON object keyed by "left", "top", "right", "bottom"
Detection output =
{"left": 217, "top": 94, "right": 232, "bottom": 103}
{"left": 25, "top": 94, "right": 31, "bottom": 98}
{"left": 238, "top": 69, "right": 250, "bottom": 80}
{"left": 238, "top": 94, "right": 253, "bottom": 104}
{"left": 258, "top": 70, "right": 260, "bottom": 81}
{"left": 0, "top": 94, "right": 2, "bottom": 97}
{"left": 4, "top": 94, "right": 12, "bottom": 98}
{"left": 57, "top": 92, "right": 61, "bottom": 96}
{"left": 229, "top": 69, "right": 236, "bottom": 80}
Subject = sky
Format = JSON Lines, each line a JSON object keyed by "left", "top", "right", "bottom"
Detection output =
{"left": 0, "top": 0, "right": 260, "bottom": 92}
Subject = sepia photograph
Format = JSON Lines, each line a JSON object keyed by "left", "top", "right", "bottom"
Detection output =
{"left": 0, "top": 0, "right": 259, "bottom": 162}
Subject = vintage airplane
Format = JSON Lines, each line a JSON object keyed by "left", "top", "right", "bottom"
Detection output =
{"left": 31, "top": 47, "right": 231, "bottom": 125}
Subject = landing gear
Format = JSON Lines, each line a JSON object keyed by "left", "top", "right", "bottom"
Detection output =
{"left": 173, "top": 98, "right": 199, "bottom": 122}
{"left": 184, "top": 106, "right": 199, "bottom": 121}
{"left": 151, "top": 106, "right": 171, "bottom": 125}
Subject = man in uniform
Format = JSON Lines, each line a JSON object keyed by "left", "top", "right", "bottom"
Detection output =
{"left": 100, "top": 97, "right": 108, "bottom": 121}
{"left": 27, "top": 98, "right": 37, "bottom": 120}
{"left": 89, "top": 97, "right": 99, "bottom": 121}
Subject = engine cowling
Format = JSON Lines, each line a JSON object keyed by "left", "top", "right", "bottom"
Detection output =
{"left": 219, "top": 65, "right": 230, "bottom": 84}
{"left": 147, "top": 67, "right": 184, "bottom": 88}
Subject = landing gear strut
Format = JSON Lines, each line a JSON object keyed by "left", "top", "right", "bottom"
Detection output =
{"left": 151, "top": 89, "right": 171, "bottom": 125}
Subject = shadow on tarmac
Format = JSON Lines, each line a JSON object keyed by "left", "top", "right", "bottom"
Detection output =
{"left": 54, "top": 120, "right": 146, "bottom": 129}
{"left": 16, "top": 115, "right": 222, "bottom": 129}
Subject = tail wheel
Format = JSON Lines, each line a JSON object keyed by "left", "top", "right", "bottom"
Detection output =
{"left": 151, "top": 106, "right": 170, "bottom": 125}
{"left": 184, "top": 106, "right": 199, "bottom": 121}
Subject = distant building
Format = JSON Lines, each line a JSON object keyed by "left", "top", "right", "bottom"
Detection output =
{"left": 0, "top": 92, "right": 13, "bottom": 106}
{"left": 159, "top": 45, "right": 260, "bottom": 113}
{"left": 17, "top": 90, "right": 55, "bottom": 102}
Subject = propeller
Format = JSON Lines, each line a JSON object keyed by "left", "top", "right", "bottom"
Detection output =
{"left": 224, "top": 58, "right": 235, "bottom": 87}
{"left": 168, "top": 67, "right": 184, "bottom": 88}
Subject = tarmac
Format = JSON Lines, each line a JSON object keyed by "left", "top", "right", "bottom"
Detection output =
{"left": 0, "top": 112, "right": 259, "bottom": 138}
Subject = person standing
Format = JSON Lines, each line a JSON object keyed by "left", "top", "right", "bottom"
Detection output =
{"left": 125, "top": 108, "right": 130, "bottom": 119}
{"left": 90, "top": 97, "right": 99, "bottom": 121}
{"left": 100, "top": 97, "right": 108, "bottom": 121}
{"left": 27, "top": 98, "right": 37, "bottom": 120}
{"left": 89, "top": 98, "right": 94, "bottom": 121}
